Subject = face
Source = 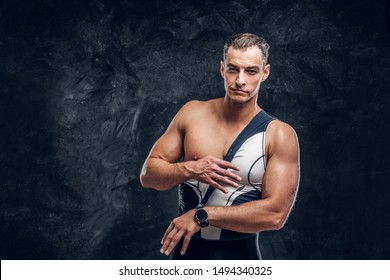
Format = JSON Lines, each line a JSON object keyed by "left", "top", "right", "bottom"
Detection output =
{"left": 220, "top": 45, "right": 270, "bottom": 104}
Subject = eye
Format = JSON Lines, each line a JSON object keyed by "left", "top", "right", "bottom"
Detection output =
{"left": 227, "top": 67, "right": 238, "bottom": 73}
{"left": 246, "top": 69, "right": 258, "bottom": 75}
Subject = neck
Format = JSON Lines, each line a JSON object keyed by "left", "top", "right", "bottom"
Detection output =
{"left": 220, "top": 94, "right": 261, "bottom": 123}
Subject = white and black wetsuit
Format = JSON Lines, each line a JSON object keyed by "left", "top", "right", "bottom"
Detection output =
{"left": 172, "top": 110, "right": 276, "bottom": 260}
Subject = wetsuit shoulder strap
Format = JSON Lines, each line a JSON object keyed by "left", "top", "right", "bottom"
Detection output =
{"left": 200, "top": 110, "right": 276, "bottom": 205}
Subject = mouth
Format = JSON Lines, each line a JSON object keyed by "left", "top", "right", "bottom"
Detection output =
{"left": 232, "top": 88, "right": 248, "bottom": 94}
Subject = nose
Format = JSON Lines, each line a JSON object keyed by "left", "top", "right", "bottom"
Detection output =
{"left": 235, "top": 70, "right": 246, "bottom": 87}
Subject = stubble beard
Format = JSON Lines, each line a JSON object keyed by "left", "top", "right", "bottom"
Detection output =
{"left": 227, "top": 89, "right": 258, "bottom": 104}
{"left": 225, "top": 77, "right": 263, "bottom": 105}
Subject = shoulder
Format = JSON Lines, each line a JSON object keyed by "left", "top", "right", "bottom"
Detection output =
{"left": 179, "top": 100, "right": 210, "bottom": 113}
{"left": 266, "top": 119, "right": 299, "bottom": 156}
{"left": 175, "top": 99, "right": 217, "bottom": 123}
{"left": 266, "top": 119, "right": 297, "bottom": 141}
{"left": 179, "top": 98, "right": 220, "bottom": 112}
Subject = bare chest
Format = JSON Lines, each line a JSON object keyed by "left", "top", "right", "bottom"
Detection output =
{"left": 183, "top": 121, "right": 241, "bottom": 161}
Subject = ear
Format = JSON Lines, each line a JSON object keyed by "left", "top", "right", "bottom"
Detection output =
{"left": 220, "top": 60, "right": 225, "bottom": 78}
{"left": 262, "top": 64, "right": 270, "bottom": 81}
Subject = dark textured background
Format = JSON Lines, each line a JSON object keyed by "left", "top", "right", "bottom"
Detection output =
{"left": 1, "top": 0, "right": 389, "bottom": 260}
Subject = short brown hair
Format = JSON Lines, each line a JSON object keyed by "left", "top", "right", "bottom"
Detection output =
{"left": 223, "top": 33, "right": 270, "bottom": 66}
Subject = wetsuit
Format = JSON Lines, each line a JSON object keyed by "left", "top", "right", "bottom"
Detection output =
{"left": 171, "top": 110, "right": 276, "bottom": 260}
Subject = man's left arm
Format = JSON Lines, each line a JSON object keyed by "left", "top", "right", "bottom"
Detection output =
{"left": 206, "top": 121, "right": 300, "bottom": 232}
{"left": 160, "top": 121, "right": 300, "bottom": 256}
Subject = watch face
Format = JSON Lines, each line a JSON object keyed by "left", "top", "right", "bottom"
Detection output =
{"left": 196, "top": 209, "right": 208, "bottom": 220}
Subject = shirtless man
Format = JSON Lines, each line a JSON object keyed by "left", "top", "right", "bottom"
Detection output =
{"left": 140, "top": 33, "right": 300, "bottom": 260}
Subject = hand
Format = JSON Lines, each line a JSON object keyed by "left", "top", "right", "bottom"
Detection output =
{"left": 160, "top": 210, "right": 200, "bottom": 256}
{"left": 185, "top": 155, "right": 241, "bottom": 193}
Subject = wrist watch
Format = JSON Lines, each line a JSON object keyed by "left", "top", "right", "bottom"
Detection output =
{"left": 194, "top": 203, "right": 209, "bottom": 227}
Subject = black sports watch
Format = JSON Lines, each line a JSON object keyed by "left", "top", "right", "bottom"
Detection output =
{"left": 194, "top": 203, "right": 209, "bottom": 227}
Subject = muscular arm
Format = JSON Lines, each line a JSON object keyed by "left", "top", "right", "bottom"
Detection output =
{"left": 206, "top": 121, "right": 300, "bottom": 232}
{"left": 139, "top": 109, "right": 188, "bottom": 190}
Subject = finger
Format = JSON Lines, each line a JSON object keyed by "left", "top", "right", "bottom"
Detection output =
{"left": 164, "top": 230, "right": 185, "bottom": 256}
{"left": 215, "top": 159, "right": 240, "bottom": 171}
{"left": 209, "top": 178, "right": 228, "bottom": 193}
{"left": 180, "top": 234, "right": 192, "bottom": 255}
{"left": 215, "top": 168, "right": 241, "bottom": 184}
{"left": 160, "top": 227, "right": 178, "bottom": 254}
{"left": 161, "top": 222, "right": 174, "bottom": 244}
{"left": 215, "top": 174, "right": 239, "bottom": 188}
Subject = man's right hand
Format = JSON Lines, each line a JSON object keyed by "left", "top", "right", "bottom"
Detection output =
{"left": 183, "top": 155, "right": 241, "bottom": 193}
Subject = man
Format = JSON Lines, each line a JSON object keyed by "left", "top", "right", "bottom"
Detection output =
{"left": 140, "top": 33, "right": 300, "bottom": 260}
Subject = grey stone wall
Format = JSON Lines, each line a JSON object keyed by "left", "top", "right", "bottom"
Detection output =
{"left": 1, "top": 0, "right": 389, "bottom": 259}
